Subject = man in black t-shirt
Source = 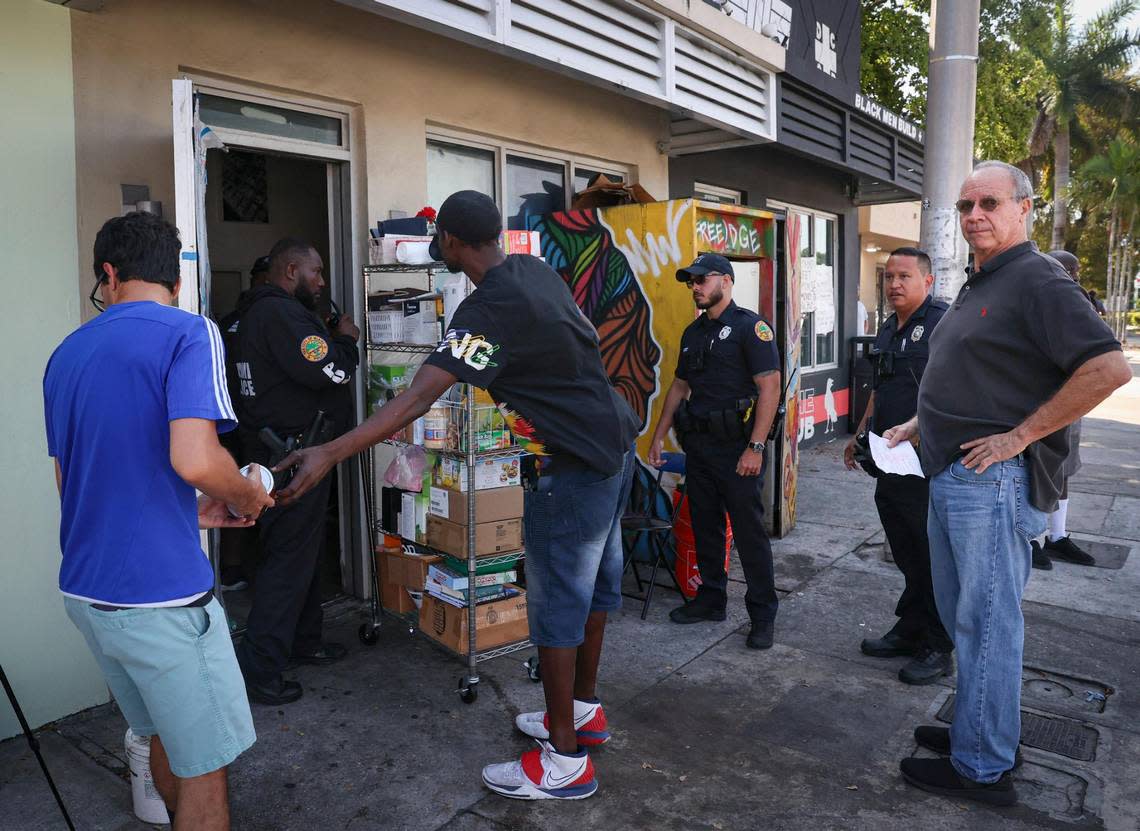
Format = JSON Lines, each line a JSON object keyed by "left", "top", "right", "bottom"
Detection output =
{"left": 276, "top": 191, "right": 639, "bottom": 802}
{"left": 886, "top": 161, "right": 1129, "bottom": 806}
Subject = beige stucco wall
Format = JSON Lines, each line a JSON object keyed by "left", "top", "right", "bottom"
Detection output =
{"left": 70, "top": 0, "right": 671, "bottom": 310}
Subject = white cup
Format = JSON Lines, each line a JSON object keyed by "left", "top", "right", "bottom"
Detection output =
{"left": 227, "top": 463, "right": 274, "bottom": 517}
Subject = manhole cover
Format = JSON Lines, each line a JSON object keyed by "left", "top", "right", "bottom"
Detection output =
{"left": 936, "top": 695, "right": 1098, "bottom": 761}
{"left": 1022, "top": 667, "right": 1114, "bottom": 714}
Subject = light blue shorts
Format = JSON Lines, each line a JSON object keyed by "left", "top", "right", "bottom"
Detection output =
{"left": 65, "top": 596, "right": 256, "bottom": 778}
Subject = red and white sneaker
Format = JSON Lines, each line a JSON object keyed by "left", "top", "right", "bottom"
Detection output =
{"left": 515, "top": 698, "right": 611, "bottom": 746}
{"left": 482, "top": 740, "right": 597, "bottom": 800}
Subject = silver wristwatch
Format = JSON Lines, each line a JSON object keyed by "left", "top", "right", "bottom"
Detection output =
{"left": 747, "top": 441, "right": 765, "bottom": 453}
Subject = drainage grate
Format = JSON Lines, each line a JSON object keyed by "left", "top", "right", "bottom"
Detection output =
{"left": 936, "top": 695, "right": 1098, "bottom": 761}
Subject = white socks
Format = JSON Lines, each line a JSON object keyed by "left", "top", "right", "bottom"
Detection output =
{"left": 1047, "top": 498, "right": 1069, "bottom": 542}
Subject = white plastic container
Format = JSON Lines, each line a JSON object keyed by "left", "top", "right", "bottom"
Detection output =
{"left": 227, "top": 463, "right": 275, "bottom": 517}
{"left": 125, "top": 728, "right": 170, "bottom": 825}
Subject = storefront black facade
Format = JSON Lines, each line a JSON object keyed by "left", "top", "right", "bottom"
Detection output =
{"left": 670, "top": 0, "right": 924, "bottom": 449}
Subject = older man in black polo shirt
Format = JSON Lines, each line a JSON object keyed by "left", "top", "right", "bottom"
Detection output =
{"left": 886, "top": 161, "right": 1130, "bottom": 805}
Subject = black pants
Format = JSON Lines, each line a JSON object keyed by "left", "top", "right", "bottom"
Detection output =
{"left": 684, "top": 433, "right": 778, "bottom": 624}
{"left": 874, "top": 475, "right": 952, "bottom": 653}
{"left": 236, "top": 473, "right": 333, "bottom": 683}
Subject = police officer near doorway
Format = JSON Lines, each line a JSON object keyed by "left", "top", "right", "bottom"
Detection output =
{"left": 227, "top": 237, "right": 360, "bottom": 705}
{"left": 649, "top": 254, "right": 782, "bottom": 650}
{"left": 845, "top": 246, "right": 953, "bottom": 685}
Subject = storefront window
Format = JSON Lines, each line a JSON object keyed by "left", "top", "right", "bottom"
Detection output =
{"left": 506, "top": 155, "right": 566, "bottom": 231}
{"left": 198, "top": 94, "right": 343, "bottom": 146}
{"left": 574, "top": 168, "right": 622, "bottom": 198}
{"left": 814, "top": 216, "right": 836, "bottom": 366}
{"left": 774, "top": 204, "right": 839, "bottom": 372}
{"left": 427, "top": 132, "right": 629, "bottom": 226}
{"left": 426, "top": 140, "right": 495, "bottom": 216}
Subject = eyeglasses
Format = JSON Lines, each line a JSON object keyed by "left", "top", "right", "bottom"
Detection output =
{"left": 89, "top": 278, "right": 106, "bottom": 313}
{"left": 685, "top": 272, "right": 723, "bottom": 288}
{"left": 955, "top": 196, "right": 1007, "bottom": 214}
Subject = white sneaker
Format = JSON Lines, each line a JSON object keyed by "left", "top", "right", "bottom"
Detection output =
{"left": 482, "top": 740, "right": 597, "bottom": 800}
{"left": 515, "top": 698, "right": 611, "bottom": 746}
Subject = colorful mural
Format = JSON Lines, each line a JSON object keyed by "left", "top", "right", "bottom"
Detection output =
{"left": 534, "top": 199, "right": 778, "bottom": 467}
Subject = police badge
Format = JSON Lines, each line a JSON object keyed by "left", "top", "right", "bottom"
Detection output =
{"left": 911, "top": 325, "right": 924, "bottom": 342}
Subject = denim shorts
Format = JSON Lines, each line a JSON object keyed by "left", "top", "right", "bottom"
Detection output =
{"left": 64, "top": 596, "right": 256, "bottom": 778}
{"left": 523, "top": 452, "right": 634, "bottom": 648}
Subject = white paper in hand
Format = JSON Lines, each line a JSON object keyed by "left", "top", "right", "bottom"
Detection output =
{"left": 868, "top": 432, "right": 925, "bottom": 478}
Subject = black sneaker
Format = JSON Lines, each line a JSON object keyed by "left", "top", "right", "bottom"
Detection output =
{"left": 746, "top": 621, "right": 774, "bottom": 650}
{"left": 899, "top": 649, "right": 953, "bottom": 685}
{"left": 669, "top": 603, "right": 727, "bottom": 624}
{"left": 860, "top": 631, "right": 919, "bottom": 658}
{"left": 1044, "top": 536, "right": 1096, "bottom": 566}
{"left": 246, "top": 676, "right": 303, "bottom": 706}
{"left": 1030, "top": 540, "right": 1053, "bottom": 571}
{"left": 914, "top": 726, "right": 1022, "bottom": 770}
{"left": 900, "top": 756, "right": 1017, "bottom": 806}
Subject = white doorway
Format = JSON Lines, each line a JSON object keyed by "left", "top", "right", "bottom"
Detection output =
{"left": 171, "top": 79, "right": 368, "bottom": 621}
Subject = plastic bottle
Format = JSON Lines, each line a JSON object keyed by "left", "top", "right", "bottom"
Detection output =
{"left": 423, "top": 402, "right": 450, "bottom": 449}
{"left": 125, "top": 728, "right": 170, "bottom": 824}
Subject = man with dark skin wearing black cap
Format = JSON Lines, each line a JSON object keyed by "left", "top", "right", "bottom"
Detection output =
{"left": 648, "top": 255, "right": 782, "bottom": 649}
{"left": 275, "top": 190, "right": 640, "bottom": 801}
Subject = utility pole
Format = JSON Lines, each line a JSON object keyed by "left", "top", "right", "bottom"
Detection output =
{"left": 920, "top": 0, "right": 981, "bottom": 303}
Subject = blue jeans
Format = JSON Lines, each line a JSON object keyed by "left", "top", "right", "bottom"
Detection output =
{"left": 927, "top": 457, "right": 1046, "bottom": 783}
{"left": 523, "top": 452, "right": 634, "bottom": 647}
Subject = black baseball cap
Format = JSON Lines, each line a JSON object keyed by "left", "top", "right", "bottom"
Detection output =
{"left": 251, "top": 255, "right": 270, "bottom": 275}
{"left": 676, "top": 253, "right": 734, "bottom": 282}
{"left": 428, "top": 190, "right": 503, "bottom": 261}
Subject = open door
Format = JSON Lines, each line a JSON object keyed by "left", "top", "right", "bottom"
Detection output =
{"left": 172, "top": 79, "right": 200, "bottom": 313}
{"left": 172, "top": 78, "right": 228, "bottom": 598}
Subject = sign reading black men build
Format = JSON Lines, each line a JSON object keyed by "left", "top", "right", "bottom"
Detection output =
{"left": 854, "top": 93, "right": 925, "bottom": 143}
{"left": 780, "top": 0, "right": 861, "bottom": 105}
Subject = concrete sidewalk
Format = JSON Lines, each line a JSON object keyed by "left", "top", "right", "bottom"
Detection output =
{"left": 4, "top": 351, "right": 1138, "bottom": 830}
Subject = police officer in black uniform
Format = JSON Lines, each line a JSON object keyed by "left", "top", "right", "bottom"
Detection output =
{"left": 226, "top": 237, "right": 360, "bottom": 705}
{"left": 845, "top": 246, "right": 953, "bottom": 685}
{"left": 649, "top": 254, "right": 782, "bottom": 650}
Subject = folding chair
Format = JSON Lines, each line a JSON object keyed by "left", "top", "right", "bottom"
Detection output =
{"left": 621, "top": 452, "right": 686, "bottom": 619}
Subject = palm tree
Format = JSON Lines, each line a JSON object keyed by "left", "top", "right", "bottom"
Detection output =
{"left": 1026, "top": 0, "right": 1140, "bottom": 249}
{"left": 1079, "top": 137, "right": 1140, "bottom": 340}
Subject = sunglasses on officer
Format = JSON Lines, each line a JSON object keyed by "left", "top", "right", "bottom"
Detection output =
{"left": 685, "top": 272, "right": 726, "bottom": 288}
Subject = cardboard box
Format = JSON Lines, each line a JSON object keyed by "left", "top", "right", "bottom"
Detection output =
{"left": 434, "top": 455, "right": 523, "bottom": 492}
{"left": 428, "top": 486, "right": 523, "bottom": 525}
{"left": 367, "top": 309, "right": 404, "bottom": 343}
{"left": 383, "top": 548, "right": 443, "bottom": 590}
{"left": 427, "top": 515, "right": 523, "bottom": 556}
{"left": 376, "top": 549, "right": 416, "bottom": 614}
{"left": 418, "top": 590, "right": 529, "bottom": 654}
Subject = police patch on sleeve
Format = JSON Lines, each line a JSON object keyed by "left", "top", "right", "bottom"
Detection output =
{"left": 755, "top": 321, "right": 774, "bottom": 342}
{"left": 300, "top": 335, "right": 329, "bottom": 362}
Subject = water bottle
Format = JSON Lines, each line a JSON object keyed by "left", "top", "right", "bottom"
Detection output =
{"left": 124, "top": 728, "right": 170, "bottom": 824}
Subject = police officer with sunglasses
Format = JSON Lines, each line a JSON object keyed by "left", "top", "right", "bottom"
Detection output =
{"left": 648, "top": 254, "right": 782, "bottom": 650}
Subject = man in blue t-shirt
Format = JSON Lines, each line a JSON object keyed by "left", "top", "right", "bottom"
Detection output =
{"left": 43, "top": 212, "right": 274, "bottom": 829}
